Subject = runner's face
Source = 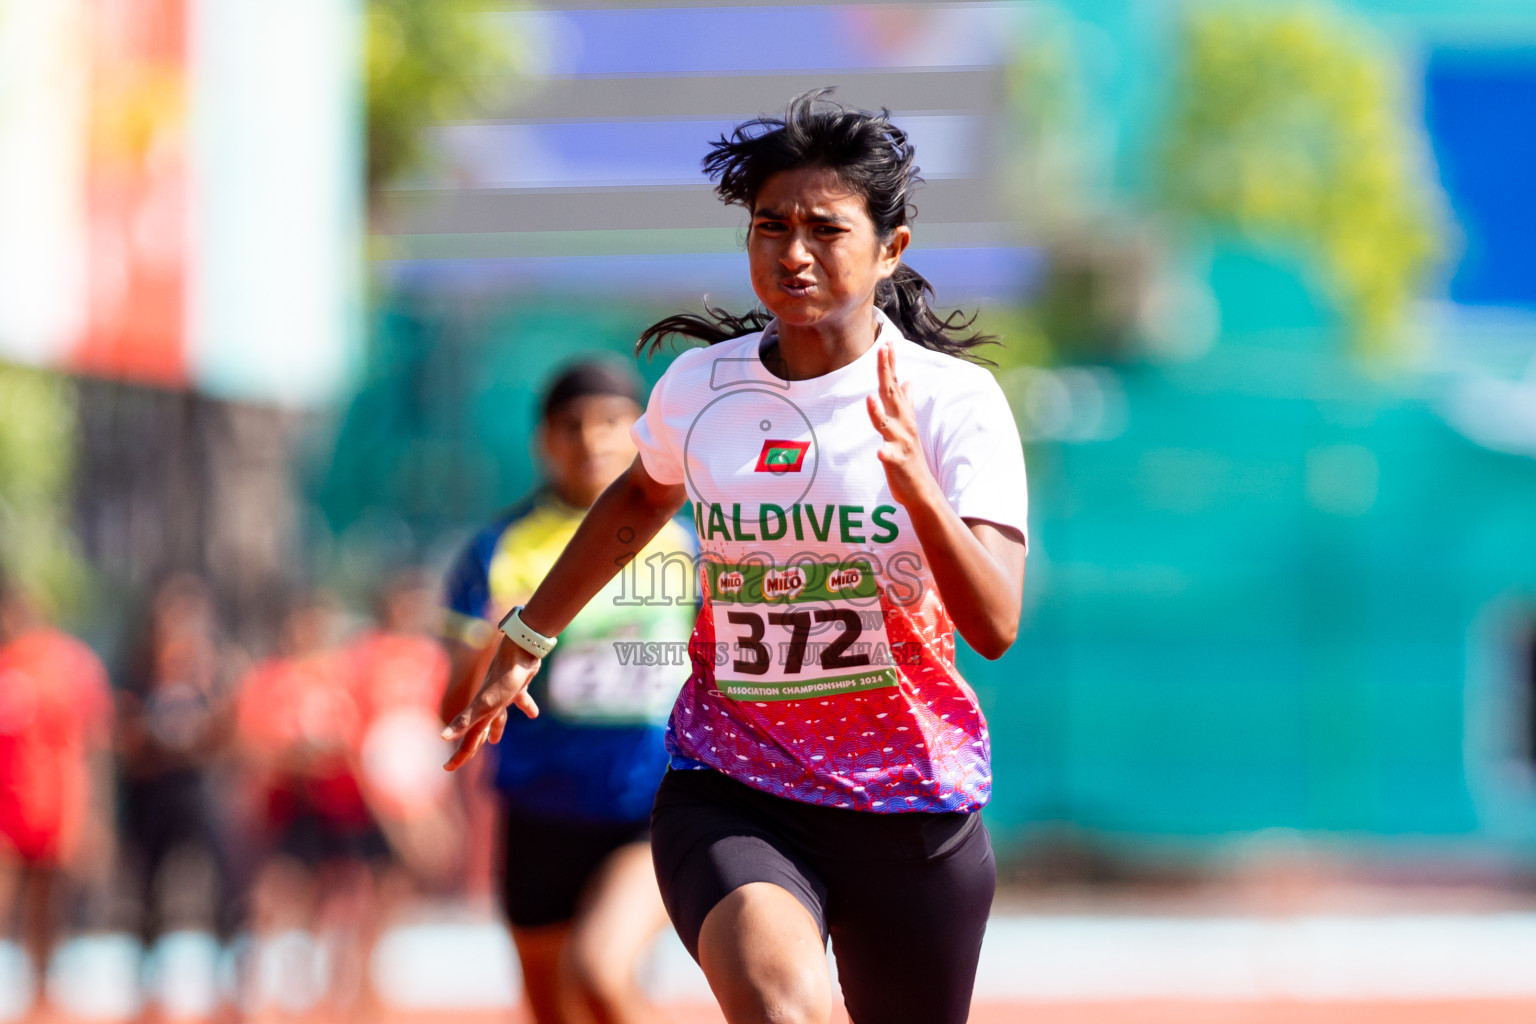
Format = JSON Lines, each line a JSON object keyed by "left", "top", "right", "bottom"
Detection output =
{"left": 748, "top": 166, "right": 908, "bottom": 331}
{"left": 540, "top": 394, "right": 641, "bottom": 508}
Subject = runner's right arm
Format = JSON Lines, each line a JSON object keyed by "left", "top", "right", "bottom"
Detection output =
{"left": 441, "top": 454, "right": 686, "bottom": 770}
{"left": 438, "top": 639, "right": 486, "bottom": 726}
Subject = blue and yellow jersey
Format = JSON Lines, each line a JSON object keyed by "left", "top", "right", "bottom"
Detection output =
{"left": 443, "top": 486, "right": 699, "bottom": 823}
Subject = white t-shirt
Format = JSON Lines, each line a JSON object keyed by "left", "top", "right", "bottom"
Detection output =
{"left": 630, "top": 306, "right": 1028, "bottom": 812}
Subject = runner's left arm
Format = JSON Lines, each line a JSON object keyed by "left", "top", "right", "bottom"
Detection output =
{"left": 866, "top": 340, "right": 1026, "bottom": 660}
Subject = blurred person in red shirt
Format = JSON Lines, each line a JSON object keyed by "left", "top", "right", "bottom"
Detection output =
{"left": 116, "top": 574, "right": 247, "bottom": 1010}
{"left": 0, "top": 570, "right": 113, "bottom": 1020}
{"left": 235, "top": 591, "right": 387, "bottom": 1019}
{"left": 348, "top": 571, "right": 458, "bottom": 886}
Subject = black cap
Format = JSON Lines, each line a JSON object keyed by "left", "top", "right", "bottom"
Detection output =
{"left": 540, "top": 359, "right": 644, "bottom": 421}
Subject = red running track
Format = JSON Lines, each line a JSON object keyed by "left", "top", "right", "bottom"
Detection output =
{"left": 360, "top": 1002, "right": 1536, "bottom": 1024}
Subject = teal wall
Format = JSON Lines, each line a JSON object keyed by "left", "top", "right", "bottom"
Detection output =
{"left": 313, "top": 297, "right": 673, "bottom": 547}
{"left": 965, "top": 243, "right": 1536, "bottom": 848}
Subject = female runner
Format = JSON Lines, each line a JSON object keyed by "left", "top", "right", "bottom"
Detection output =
{"left": 444, "top": 90, "right": 1029, "bottom": 1024}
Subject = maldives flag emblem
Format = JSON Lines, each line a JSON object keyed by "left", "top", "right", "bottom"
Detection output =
{"left": 754, "top": 439, "right": 810, "bottom": 473}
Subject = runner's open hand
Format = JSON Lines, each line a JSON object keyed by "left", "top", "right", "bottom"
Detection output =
{"left": 866, "top": 339, "right": 936, "bottom": 509}
{"left": 440, "top": 634, "right": 542, "bottom": 771}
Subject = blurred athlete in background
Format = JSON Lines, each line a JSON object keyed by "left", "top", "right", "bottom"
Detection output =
{"left": 0, "top": 570, "right": 113, "bottom": 1021}
{"left": 236, "top": 592, "right": 387, "bottom": 1020}
{"left": 348, "top": 571, "right": 457, "bottom": 886}
{"left": 116, "top": 574, "right": 247, "bottom": 1002}
{"left": 441, "top": 360, "right": 697, "bottom": 1024}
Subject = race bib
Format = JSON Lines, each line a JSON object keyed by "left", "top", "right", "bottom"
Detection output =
{"left": 545, "top": 638, "right": 682, "bottom": 724}
{"left": 707, "top": 558, "right": 899, "bottom": 702}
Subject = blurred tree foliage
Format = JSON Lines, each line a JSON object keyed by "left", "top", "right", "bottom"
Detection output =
{"left": 365, "top": 0, "right": 517, "bottom": 191}
{"left": 1157, "top": 3, "right": 1445, "bottom": 356}
{"left": 999, "top": 10, "right": 1155, "bottom": 367}
{"left": 0, "top": 366, "right": 87, "bottom": 614}
{"left": 1001, "top": 5, "right": 1097, "bottom": 235}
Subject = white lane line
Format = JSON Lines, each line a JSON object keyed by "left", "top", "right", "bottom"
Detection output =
{"left": 10, "top": 913, "right": 1536, "bottom": 1018}
{"left": 973, "top": 915, "right": 1536, "bottom": 1000}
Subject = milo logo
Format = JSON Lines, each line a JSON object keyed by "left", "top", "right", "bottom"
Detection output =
{"left": 762, "top": 567, "right": 806, "bottom": 600}
{"left": 717, "top": 570, "right": 744, "bottom": 596}
{"left": 827, "top": 567, "right": 863, "bottom": 593}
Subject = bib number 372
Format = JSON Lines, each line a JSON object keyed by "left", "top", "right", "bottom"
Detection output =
{"left": 707, "top": 560, "right": 899, "bottom": 702}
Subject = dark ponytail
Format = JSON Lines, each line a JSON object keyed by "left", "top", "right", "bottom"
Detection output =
{"left": 635, "top": 301, "right": 771, "bottom": 352}
{"left": 875, "top": 265, "right": 994, "bottom": 364}
{"left": 636, "top": 89, "right": 996, "bottom": 364}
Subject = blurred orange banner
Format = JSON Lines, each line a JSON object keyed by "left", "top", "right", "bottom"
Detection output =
{"left": 73, "top": 0, "right": 190, "bottom": 387}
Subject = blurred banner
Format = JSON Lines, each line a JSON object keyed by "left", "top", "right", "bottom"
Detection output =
{"left": 0, "top": 2, "right": 90, "bottom": 370}
{"left": 377, "top": 2, "right": 1040, "bottom": 304}
{"left": 0, "top": 0, "right": 361, "bottom": 406}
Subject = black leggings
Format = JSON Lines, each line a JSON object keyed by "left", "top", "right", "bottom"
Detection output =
{"left": 650, "top": 768, "right": 995, "bottom": 1024}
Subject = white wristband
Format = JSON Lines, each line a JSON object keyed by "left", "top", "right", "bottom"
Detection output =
{"left": 498, "top": 604, "right": 558, "bottom": 658}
